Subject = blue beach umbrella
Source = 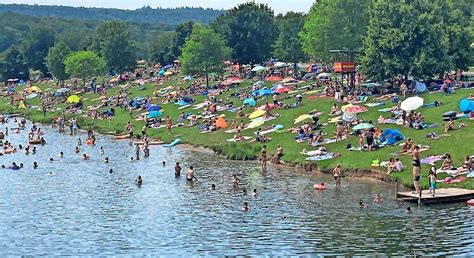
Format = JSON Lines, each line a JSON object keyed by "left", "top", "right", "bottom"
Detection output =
{"left": 147, "top": 110, "right": 162, "bottom": 119}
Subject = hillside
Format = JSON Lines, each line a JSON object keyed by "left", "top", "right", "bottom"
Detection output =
{"left": 0, "top": 4, "right": 225, "bottom": 25}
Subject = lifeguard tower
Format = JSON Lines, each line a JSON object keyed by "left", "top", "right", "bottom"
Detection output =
{"left": 329, "top": 49, "right": 358, "bottom": 87}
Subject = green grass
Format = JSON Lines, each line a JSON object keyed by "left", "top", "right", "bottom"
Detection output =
{"left": 1, "top": 78, "right": 474, "bottom": 190}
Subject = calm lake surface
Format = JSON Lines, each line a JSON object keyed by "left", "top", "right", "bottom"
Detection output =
{"left": 1, "top": 118, "right": 473, "bottom": 256}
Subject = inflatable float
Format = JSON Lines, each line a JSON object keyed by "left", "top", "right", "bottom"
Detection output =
{"left": 86, "top": 139, "right": 94, "bottom": 145}
{"left": 114, "top": 134, "right": 130, "bottom": 140}
{"left": 163, "top": 138, "right": 181, "bottom": 147}
{"left": 467, "top": 199, "right": 474, "bottom": 206}
{"left": 28, "top": 139, "right": 43, "bottom": 145}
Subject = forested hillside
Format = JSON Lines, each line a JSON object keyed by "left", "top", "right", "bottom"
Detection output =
{"left": 0, "top": 4, "right": 225, "bottom": 25}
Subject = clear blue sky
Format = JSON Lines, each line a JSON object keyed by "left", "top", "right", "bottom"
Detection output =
{"left": 0, "top": 0, "right": 314, "bottom": 13}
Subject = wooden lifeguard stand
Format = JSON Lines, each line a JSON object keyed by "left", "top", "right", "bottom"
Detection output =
{"left": 329, "top": 49, "right": 358, "bottom": 87}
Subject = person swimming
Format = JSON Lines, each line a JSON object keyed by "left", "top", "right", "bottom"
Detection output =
{"left": 49, "top": 158, "right": 54, "bottom": 163}
{"left": 241, "top": 202, "right": 249, "bottom": 212}
{"left": 33, "top": 162, "right": 38, "bottom": 169}
{"left": 162, "top": 161, "right": 166, "bottom": 166}
{"left": 252, "top": 189, "right": 258, "bottom": 197}
{"left": 232, "top": 174, "right": 240, "bottom": 185}
{"left": 373, "top": 194, "right": 383, "bottom": 204}
{"left": 104, "top": 157, "right": 109, "bottom": 163}
{"left": 82, "top": 154, "right": 89, "bottom": 160}
{"left": 74, "top": 146, "right": 80, "bottom": 154}
{"left": 59, "top": 151, "right": 64, "bottom": 158}
{"left": 9, "top": 162, "right": 20, "bottom": 170}
{"left": 135, "top": 175, "right": 143, "bottom": 184}
{"left": 211, "top": 184, "right": 216, "bottom": 190}
{"left": 109, "top": 168, "right": 113, "bottom": 174}
{"left": 32, "top": 147, "right": 36, "bottom": 155}
{"left": 100, "top": 146, "right": 105, "bottom": 155}
{"left": 77, "top": 138, "right": 82, "bottom": 146}
{"left": 406, "top": 206, "right": 412, "bottom": 213}
{"left": 358, "top": 200, "right": 369, "bottom": 208}
{"left": 242, "top": 189, "right": 247, "bottom": 195}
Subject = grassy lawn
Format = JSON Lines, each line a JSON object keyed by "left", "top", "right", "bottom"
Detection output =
{"left": 1, "top": 78, "right": 473, "bottom": 190}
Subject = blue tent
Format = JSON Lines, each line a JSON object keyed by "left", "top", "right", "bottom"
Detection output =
{"left": 243, "top": 98, "right": 256, "bottom": 107}
{"left": 147, "top": 110, "right": 162, "bottom": 119}
{"left": 146, "top": 105, "right": 161, "bottom": 112}
{"left": 252, "top": 89, "right": 273, "bottom": 97}
{"left": 381, "top": 129, "right": 404, "bottom": 145}
{"left": 459, "top": 99, "right": 474, "bottom": 112}
{"left": 415, "top": 81, "right": 427, "bottom": 92}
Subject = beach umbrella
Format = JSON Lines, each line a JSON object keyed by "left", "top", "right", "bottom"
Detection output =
{"left": 247, "top": 119, "right": 264, "bottom": 129}
{"left": 67, "top": 95, "right": 80, "bottom": 103}
{"left": 28, "top": 86, "right": 42, "bottom": 93}
{"left": 352, "top": 123, "right": 374, "bottom": 131}
{"left": 316, "top": 73, "right": 331, "bottom": 79}
{"left": 343, "top": 105, "right": 367, "bottom": 114}
{"left": 147, "top": 110, "right": 162, "bottom": 119}
{"left": 26, "top": 93, "right": 38, "bottom": 99}
{"left": 249, "top": 109, "right": 265, "bottom": 119}
{"left": 274, "top": 84, "right": 290, "bottom": 94}
{"left": 294, "top": 114, "right": 312, "bottom": 124}
{"left": 147, "top": 105, "right": 161, "bottom": 112}
{"left": 274, "top": 62, "right": 289, "bottom": 68}
{"left": 243, "top": 98, "right": 256, "bottom": 107}
{"left": 251, "top": 65, "right": 266, "bottom": 72}
{"left": 342, "top": 112, "right": 357, "bottom": 122}
{"left": 401, "top": 96, "right": 424, "bottom": 111}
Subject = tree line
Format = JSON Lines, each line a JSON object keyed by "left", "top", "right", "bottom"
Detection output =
{"left": 1, "top": 1, "right": 472, "bottom": 83}
{"left": 0, "top": 4, "right": 225, "bottom": 25}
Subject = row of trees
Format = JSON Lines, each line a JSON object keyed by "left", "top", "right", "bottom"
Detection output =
{"left": 1, "top": 1, "right": 472, "bottom": 83}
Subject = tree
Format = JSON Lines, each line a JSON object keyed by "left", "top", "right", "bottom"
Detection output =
{"left": 64, "top": 51, "right": 106, "bottom": 85}
{"left": 273, "top": 12, "right": 308, "bottom": 69}
{"left": 91, "top": 20, "right": 136, "bottom": 72}
{"left": 444, "top": 0, "right": 472, "bottom": 70}
{"left": 169, "top": 21, "right": 194, "bottom": 60}
{"left": 21, "top": 27, "right": 55, "bottom": 75}
{"left": 361, "top": 0, "right": 466, "bottom": 81}
{"left": 180, "top": 24, "right": 230, "bottom": 87}
{"left": 212, "top": 2, "right": 277, "bottom": 64}
{"left": 300, "top": 0, "right": 370, "bottom": 62}
{"left": 45, "top": 41, "right": 71, "bottom": 82}
{"left": 149, "top": 32, "right": 176, "bottom": 65}
{"left": 0, "top": 47, "right": 29, "bottom": 82}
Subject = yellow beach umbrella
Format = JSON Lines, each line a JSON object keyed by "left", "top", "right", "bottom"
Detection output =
{"left": 294, "top": 114, "right": 311, "bottom": 124}
{"left": 247, "top": 119, "right": 264, "bottom": 129}
{"left": 249, "top": 109, "right": 265, "bottom": 119}
{"left": 67, "top": 95, "right": 80, "bottom": 103}
{"left": 28, "top": 86, "right": 42, "bottom": 93}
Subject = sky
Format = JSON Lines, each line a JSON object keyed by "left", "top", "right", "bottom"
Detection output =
{"left": 0, "top": 0, "right": 314, "bottom": 13}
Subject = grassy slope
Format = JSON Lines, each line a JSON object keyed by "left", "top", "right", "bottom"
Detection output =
{"left": 1, "top": 78, "right": 473, "bottom": 190}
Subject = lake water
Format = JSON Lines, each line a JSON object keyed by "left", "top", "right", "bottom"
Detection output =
{"left": 1, "top": 118, "right": 473, "bottom": 256}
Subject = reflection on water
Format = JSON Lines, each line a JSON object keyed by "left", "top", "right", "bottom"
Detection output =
{"left": 0, "top": 119, "right": 473, "bottom": 256}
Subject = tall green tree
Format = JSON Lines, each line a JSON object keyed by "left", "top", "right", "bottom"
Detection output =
{"left": 169, "top": 21, "right": 194, "bottom": 61}
{"left": 149, "top": 32, "right": 176, "bottom": 65}
{"left": 361, "top": 0, "right": 468, "bottom": 81}
{"left": 444, "top": 0, "right": 472, "bottom": 70}
{"left": 212, "top": 2, "right": 277, "bottom": 64}
{"left": 273, "top": 12, "right": 308, "bottom": 64}
{"left": 91, "top": 20, "right": 136, "bottom": 71}
{"left": 180, "top": 24, "right": 230, "bottom": 87}
{"left": 64, "top": 51, "right": 106, "bottom": 85}
{"left": 21, "top": 27, "right": 55, "bottom": 75}
{"left": 300, "top": 0, "right": 370, "bottom": 62}
{"left": 0, "top": 47, "right": 29, "bottom": 82}
{"left": 45, "top": 41, "right": 71, "bottom": 81}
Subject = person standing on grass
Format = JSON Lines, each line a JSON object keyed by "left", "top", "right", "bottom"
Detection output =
{"left": 260, "top": 145, "right": 267, "bottom": 170}
{"left": 166, "top": 115, "right": 173, "bottom": 135}
{"left": 332, "top": 164, "right": 342, "bottom": 187}
{"left": 412, "top": 146, "right": 421, "bottom": 194}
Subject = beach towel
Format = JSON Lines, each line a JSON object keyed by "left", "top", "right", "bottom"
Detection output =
{"left": 305, "top": 153, "right": 337, "bottom": 161}
{"left": 310, "top": 136, "right": 346, "bottom": 147}
{"left": 443, "top": 176, "right": 466, "bottom": 184}
{"left": 226, "top": 136, "right": 252, "bottom": 142}
{"left": 378, "top": 108, "right": 395, "bottom": 112}
{"left": 366, "top": 102, "right": 385, "bottom": 107}
{"left": 420, "top": 155, "right": 443, "bottom": 164}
